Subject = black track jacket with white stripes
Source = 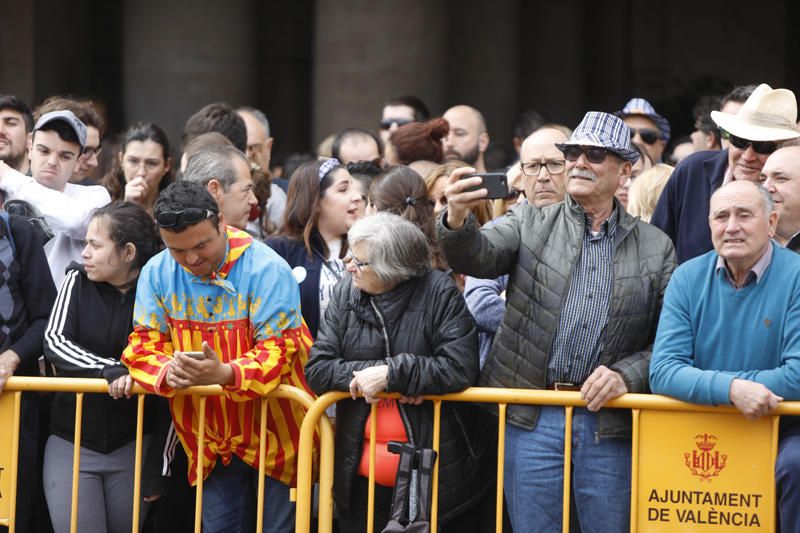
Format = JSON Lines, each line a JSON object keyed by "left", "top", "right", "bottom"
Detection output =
{"left": 44, "top": 263, "right": 149, "bottom": 452}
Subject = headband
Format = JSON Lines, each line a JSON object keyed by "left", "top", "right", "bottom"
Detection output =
{"left": 318, "top": 158, "right": 341, "bottom": 181}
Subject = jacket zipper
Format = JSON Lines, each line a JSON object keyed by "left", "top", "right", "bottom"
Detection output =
{"left": 369, "top": 298, "right": 415, "bottom": 445}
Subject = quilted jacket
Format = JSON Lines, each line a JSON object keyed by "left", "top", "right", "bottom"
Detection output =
{"left": 305, "top": 269, "right": 493, "bottom": 521}
{"left": 437, "top": 196, "right": 676, "bottom": 437}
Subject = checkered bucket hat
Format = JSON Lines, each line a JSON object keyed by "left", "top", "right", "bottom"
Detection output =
{"left": 616, "top": 97, "right": 671, "bottom": 143}
{"left": 556, "top": 111, "right": 640, "bottom": 163}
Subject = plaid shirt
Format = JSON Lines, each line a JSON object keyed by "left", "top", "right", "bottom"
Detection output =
{"left": 547, "top": 209, "right": 618, "bottom": 385}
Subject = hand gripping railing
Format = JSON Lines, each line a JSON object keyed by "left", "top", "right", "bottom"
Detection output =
{"left": 294, "top": 387, "right": 800, "bottom": 533}
{"left": 0, "top": 376, "right": 333, "bottom": 533}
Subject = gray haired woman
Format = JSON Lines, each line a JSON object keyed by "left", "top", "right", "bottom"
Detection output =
{"left": 306, "top": 212, "right": 493, "bottom": 532}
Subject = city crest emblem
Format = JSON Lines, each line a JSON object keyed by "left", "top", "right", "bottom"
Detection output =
{"left": 684, "top": 433, "right": 727, "bottom": 481}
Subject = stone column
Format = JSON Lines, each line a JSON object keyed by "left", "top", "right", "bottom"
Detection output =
{"left": 312, "top": 0, "right": 447, "bottom": 145}
{"left": 122, "top": 0, "right": 256, "bottom": 148}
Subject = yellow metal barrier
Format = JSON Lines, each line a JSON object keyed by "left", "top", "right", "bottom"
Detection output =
{"left": 295, "top": 388, "right": 800, "bottom": 533}
{"left": 0, "top": 376, "right": 333, "bottom": 533}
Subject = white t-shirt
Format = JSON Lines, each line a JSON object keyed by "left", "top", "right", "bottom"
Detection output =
{"left": 0, "top": 168, "right": 110, "bottom": 286}
{"left": 318, "top": 238, "right": 345, "bottom": 318}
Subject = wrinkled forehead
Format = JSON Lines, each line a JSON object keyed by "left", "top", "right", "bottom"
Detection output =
{"left": 709, "top": 183, "right": 763, "bottom": 215}
{"left": 521, "top": 142, "right": 563, "bottom": 162}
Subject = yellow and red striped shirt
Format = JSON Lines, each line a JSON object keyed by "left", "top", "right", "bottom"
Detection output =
{"left": 122, "top": 227, "right": 315, "bottom": 486}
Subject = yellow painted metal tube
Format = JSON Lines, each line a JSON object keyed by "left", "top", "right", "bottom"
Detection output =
{"left": 194, "top": 396, "right": 206, "bottom": 533}
{"left": 496, "top": 403, "right": 506, "bottom": 533}
{"left": 562, "top": 406, "right": 573, "bottom": 533}
{"left": 367, "top": 402, "right": 377, "bottom": 533}
{"left": 131, "top": 394, "right": 145, "bottom": 533}
{"left": 629, "top": 409, "right": 640, "bottom": 533}
{"left": 5, "top": 391, "right": 21, "bottom": 533}
{"left": 70, "top": 393, "right": 84, "bottom": 533}
{"left": 430, "top": 400, "right": 441, "bottom": 532}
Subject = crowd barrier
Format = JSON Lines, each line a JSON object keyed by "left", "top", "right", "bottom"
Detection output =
{"left": 295, "top": 388, "right": 800, "bottom": 533}
{"left": 0, "top": 376, "right": 334, "bottom": 533}
{"left": 3, "top": 380, "right": 797, "bottom": 533}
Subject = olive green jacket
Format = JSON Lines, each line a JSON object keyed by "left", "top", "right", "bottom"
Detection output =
{"left": 437, "top": 196, "right": 676, "bottom": 437}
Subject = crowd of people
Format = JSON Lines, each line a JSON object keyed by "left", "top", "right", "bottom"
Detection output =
{"left": 1, "top": 82, "right": 800, "bottom": 533}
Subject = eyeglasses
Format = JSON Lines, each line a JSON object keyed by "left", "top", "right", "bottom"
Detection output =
{"left": 82, "top": 145, "right": 103, "bottom": 158}
{"left": 520, "top": 160, "right": 566, "bottom": 177}
{"left": 721, "top": 130, "right": 780, "bottom": 155}
{"left": 628, "top": 128, "right": 661, "bottom": 145}
{"left": 562, "top": 146, "right": 612, "bottom": 164}
{"left": 506, "top": 188, "right": 526, "bottom": 201}
{"left": 155, "top": 208, "right": 216, "bottom": 228}
{"left": 344, "top": 251, "right": 371, "bottom": 270}
{"left": 379, "top": 118, "right": 414, "bottom": 130}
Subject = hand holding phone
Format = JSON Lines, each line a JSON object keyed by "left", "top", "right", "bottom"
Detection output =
{"left": 459, "top": 173, "right": 508, "bottom": 199}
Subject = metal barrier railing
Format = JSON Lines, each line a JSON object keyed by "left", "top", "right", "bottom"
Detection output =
{"left": 0, "top": 376, "right": 334, "bottom": 533}
{"left": 295, "top": 387, "right": 800, "bottom": 533}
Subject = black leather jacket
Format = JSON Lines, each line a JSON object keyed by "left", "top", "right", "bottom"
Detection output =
{"left": 306, "top": 269, "right": 493, "bottom": 522}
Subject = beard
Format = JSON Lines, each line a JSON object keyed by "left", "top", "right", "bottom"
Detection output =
{"left": 0, "top": 149, "right": 26, "bottom": 171}
{"left": 446, "top": 143, "right": 480, "bottom": 166}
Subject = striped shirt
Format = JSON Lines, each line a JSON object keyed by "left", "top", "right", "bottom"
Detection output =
{"left": 122, "top": 227, "right": 315, "bottom": 487}
{"left": 547, "top": 209, "right": 618, "bottom": 385}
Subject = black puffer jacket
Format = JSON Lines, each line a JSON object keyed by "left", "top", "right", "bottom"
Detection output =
{"left": 306, "top": 269, "right": 492, "bottom": 523}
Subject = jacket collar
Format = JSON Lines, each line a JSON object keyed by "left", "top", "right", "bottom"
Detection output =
{"left": 184, "top": 226, "right": 253, "bottom": 293}
{"left": 704, "top": 148, "right": 730, "bottom": 189}
{"left": 564, "top": 194, "right": 637, "bottom": 235}
{"left": 347, "top": 274, "right": 424, "bottom": 325}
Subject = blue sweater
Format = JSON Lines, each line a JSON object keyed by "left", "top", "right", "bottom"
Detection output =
{"left": 650, "top": 245, "right": 800, "bottom": 405}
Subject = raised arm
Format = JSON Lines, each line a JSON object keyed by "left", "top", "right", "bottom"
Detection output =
{"left": 0, "top": 163, "right": 110, "bottom": 239}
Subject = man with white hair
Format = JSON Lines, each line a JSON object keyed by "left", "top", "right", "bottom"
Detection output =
{"left": 438, "top": 111, "right": 675, "bottom": 532}
{"left": 651, "top": 179, "right": 800, "bottom": 533}
{"left": 237, "top": 106, "right": 287, "bottom": 228}
{"left": 652, "top": 83, "right": 800, "bottom": 263}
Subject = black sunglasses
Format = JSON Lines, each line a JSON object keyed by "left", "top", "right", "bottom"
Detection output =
{"left": 506, "top": 188, "right": 526, "bottom": 201}
{"left": 156, "top": 208, "right": 216, "bottom": 228}
{"left": 379, "top": 118, "right": 414, "bottom": 130}
{"left": 563, "top": 146, "right": 612, "bottom": 164}
{"left": 628, "top": 127, "right": 661, "bottom": 145}
{"left": 721, "top": 130, "right": 780, "bottom": 155}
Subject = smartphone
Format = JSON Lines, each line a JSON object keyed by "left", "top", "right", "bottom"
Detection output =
{"left": 460, "top": 173, "right": 508, "bottom": 199}
{"left": 182, "top": 351, "right": 206, "bottom": 360}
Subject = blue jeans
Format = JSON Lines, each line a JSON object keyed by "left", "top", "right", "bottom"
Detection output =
{"left": 504, "top": 406, "right": 631, "bottom": 533}
{"left": 202, "top": 455, "right": 294, "bottom": 533}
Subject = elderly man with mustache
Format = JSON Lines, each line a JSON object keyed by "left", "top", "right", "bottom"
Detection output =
{"left": 437, "top": 111, "right": 676, "bottom": 533}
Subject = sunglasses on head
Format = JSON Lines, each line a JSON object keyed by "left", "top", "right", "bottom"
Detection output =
{"left": 156, "top": 208, "right": 216, "bottom": 228}
{"left": 379, "top": 118, "right": 414, "bottom": 130}
{"left": 628, "top": 127, "right": 661, "bottom": 145}
{"left": 721, "top": 130, "right": 780, "bottom": 155}
{"left": 563, "top": 146, "right": 613, "bottom": 164}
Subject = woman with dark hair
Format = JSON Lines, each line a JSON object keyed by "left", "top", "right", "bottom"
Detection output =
{"left": 103, "top": 123, "right": 174, "bottom": 214}
{"left": 43, "top": 201, "right": 164, "bottom": 532}
{"left": 369, "top": 165, "right": 447, "bottom": 271}
{"left": 385, "top": 117, "right": 449, "bottom": 166}
{"left": 266, "top": 158, "right": 363, "bottom": 337}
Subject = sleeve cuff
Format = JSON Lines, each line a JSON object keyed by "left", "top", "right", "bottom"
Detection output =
{"left": 153, "top": 365, "right": 175, "bottom": 396}
{"left": 712, "top": 373, "right": 736, "bottom": 406}
{"left": 223, "top": 362, "right": 244, "bottom": 392}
